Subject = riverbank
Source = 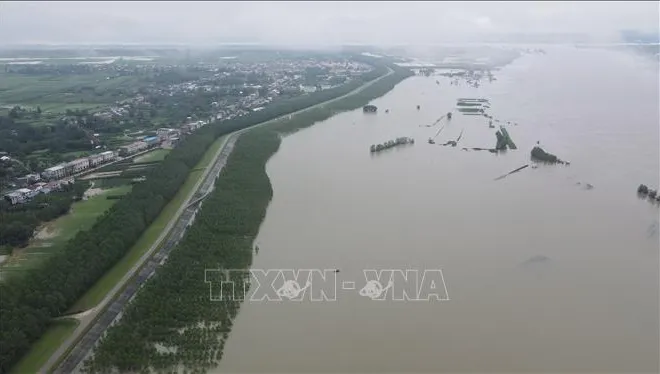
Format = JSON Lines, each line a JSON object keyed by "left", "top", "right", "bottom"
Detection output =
{"left": 44, "top": 66, "right": 404, "bottom": 374}
{"left": 216, "top": 47, "right": 659, "bottom": 373}
{"left": 82, "top": 67, "right": 412, "bottom": 373}
{"left": 1, "top": 60, "right": 406, "bottom": 374}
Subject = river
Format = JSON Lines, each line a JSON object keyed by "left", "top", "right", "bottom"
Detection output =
{"left": 216, "top": 47, "right": 659, "bottom": 373}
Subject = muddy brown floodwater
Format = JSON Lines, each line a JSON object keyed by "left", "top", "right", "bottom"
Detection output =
{"left": 216, "top": 46, "right": 659, "bottom": 373}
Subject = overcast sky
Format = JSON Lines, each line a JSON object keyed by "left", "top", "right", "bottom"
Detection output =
{"left": 0, "top": 1, "right": 657, "bottom": 45}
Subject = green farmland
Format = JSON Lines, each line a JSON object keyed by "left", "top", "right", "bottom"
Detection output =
{"left": 0, "top": 71, "right": 143, "bottom": 111}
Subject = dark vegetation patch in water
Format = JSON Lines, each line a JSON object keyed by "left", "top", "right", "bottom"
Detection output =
{"left": 637, "top": 184, "right": 660, "bottom": 206}
{"left": 531, "top": 146, "right": 569, "bottom": 165}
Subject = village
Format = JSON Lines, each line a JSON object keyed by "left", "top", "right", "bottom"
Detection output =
{"left": 3, "top": 124, "right": 181, "bottom": 204}
{"left": 2, "top": 55, "right": 373, "bottom": 205}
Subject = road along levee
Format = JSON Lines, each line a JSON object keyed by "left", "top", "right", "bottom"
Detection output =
{"left": 44, "top": 67, "right": 394, "bottom": 374}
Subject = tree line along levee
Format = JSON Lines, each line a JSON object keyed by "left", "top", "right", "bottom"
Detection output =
{"left": 0, "top": 59, "right": 404, "bottom": 374}
{"left": 80, "top": 64, "right": 413, "bottom": 374}
{"left": 55, "top": 131, "right": 240, "bottom": 374}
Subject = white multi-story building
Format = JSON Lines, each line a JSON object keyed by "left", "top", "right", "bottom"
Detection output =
{"left": 100, "top": 150, "right": 116, "bottom": 162}
{"left": 157, "top": 127, "right": 174, "bottom": 136}
{"left": 87, "top": 150, "right": 116, "bottom": 168}
{"left": 42, "top": 165, "right": 66, "bottom": 180}
{"left": 88, "top": 153, "right": 105, "bottom": 167}
{"left": 67, "top": 158, "right": 90, "bottom": 174}
{"left": 157, "top": 128, "right": 179, "bottom": 141}
{"left": 119, "top": 141, "right": 148, "bottom": 156}
{"left": 181, "top": 120, "right": 207, "bottom": 133}
{"left": 26, "top": 173, "right": 41, "bottom": 183}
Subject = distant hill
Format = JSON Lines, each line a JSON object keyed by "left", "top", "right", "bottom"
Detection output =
{"left": 620, "top": 30, "right": 660, "bottom": 44}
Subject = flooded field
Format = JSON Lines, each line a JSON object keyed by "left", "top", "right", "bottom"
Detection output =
{"left": 217, "top": 46, "right": 659, "bottom": 373}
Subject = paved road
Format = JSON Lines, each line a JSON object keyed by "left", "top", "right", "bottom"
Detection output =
{"left": 40, "top": 134, "right": 236, "bottom": 374}
{"left": 44, "top": 67, "right": 394, "bottom": 374}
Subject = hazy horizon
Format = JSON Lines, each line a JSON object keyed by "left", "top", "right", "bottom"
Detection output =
{"left": 0, "top": 1, "right": 658, "bottom": 46}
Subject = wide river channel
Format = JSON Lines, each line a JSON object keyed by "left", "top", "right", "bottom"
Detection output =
{"left": 217, "top": 46, "right": 659, "bottom": 373}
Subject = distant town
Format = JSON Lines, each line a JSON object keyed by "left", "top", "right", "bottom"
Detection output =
{"left": 1, "top": 51, "right": 373, "bottom": 205}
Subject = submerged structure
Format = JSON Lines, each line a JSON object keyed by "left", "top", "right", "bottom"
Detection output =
{"left": 531, "top": 146, "right": 567, "bottom": 164}
{"left": 370, "top": 137, "right": 415, "bottom": 153}
{"left": 456, "top": 98, "right": 489, "bottom": 115}
{"left": 363, "top": 105, "right": 378, "bottom": 113}
{"left": 495, "top": 126, "right": 517, "bottom": 150}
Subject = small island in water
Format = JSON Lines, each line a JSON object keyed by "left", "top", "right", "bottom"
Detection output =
{"left": 370, "top": 137, "right": 415, "bottom": 153}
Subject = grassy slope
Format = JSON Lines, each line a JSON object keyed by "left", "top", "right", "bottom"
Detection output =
{"left": 83, "top": 67, "right": 412, "bottom": 372}
{"left": 132, "top": 149, "right": 171, "bottom": 164}
{"left": 67, "top": 135, "right": 226, "bottom": 313}
{"left": 0, "top": 185, "right": 132, "bottom": 278}
{"left": 10, "top": 319, "right": 80, "bottom": 374}
{"left": 2, "top": 146, "right": 219, "bottom": 373}
{"left": 15, "top": 66, "right": 409, "bottom": 373}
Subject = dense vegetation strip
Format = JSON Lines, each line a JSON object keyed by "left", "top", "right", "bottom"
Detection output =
{"left": 83, "top": 65, "right": 413, "bottom": 373}
{"left": 0, "top": 59, "right": 391, "bottom": 374}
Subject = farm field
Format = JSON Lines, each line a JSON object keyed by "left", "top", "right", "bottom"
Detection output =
{"left": 0, "top": 71, "right": 143, "bottom": 111}
{"left": 132, "top": 148, "right": 171, "bottom": 163}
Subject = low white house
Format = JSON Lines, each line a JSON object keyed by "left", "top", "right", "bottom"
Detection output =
{"left": 4, "top": 188, "right": 34, "bottom": 205}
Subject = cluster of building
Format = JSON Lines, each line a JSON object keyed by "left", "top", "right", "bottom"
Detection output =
{"left": 4, "top": 147, "right": 120, "bottom": 205}
{"left": 179, "top": 120, "right": 207, "bottom": 134}
{"left": 118, "top": 136, "right": 161, "bottom": 157}
{"left": 41, "top": 151, "right": 116, "bottom": 180}
{"left": 4, "top": 116, "right": 208, "bottom": 205}
{"left": 74, "top": 57, "right": 374, "bottom": 135}
{"left": 116, "top": 58, "right": 372, "bottom": 122}
{"left": 3, "top": 56, "right": 375, "bottom": 206}
{"left": 3, "top": 151, "right": 115, "bottom": 204}
{"left": 3, "top": 129, "right": 180, "bottom": 205}
{"left": 3, "top": 178, "right": 74, "bottom": 205}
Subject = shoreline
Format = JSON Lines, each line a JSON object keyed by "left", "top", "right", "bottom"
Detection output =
{"left": 81, "top": 67, "right": 412, "bottom": 373}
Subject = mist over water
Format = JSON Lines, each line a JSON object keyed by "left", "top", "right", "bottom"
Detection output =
{"left": 1, "top": 2, "right": 658, "bottom": 45}
{"left": 217, "top": 46, "right": 659, "bottom": 373}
